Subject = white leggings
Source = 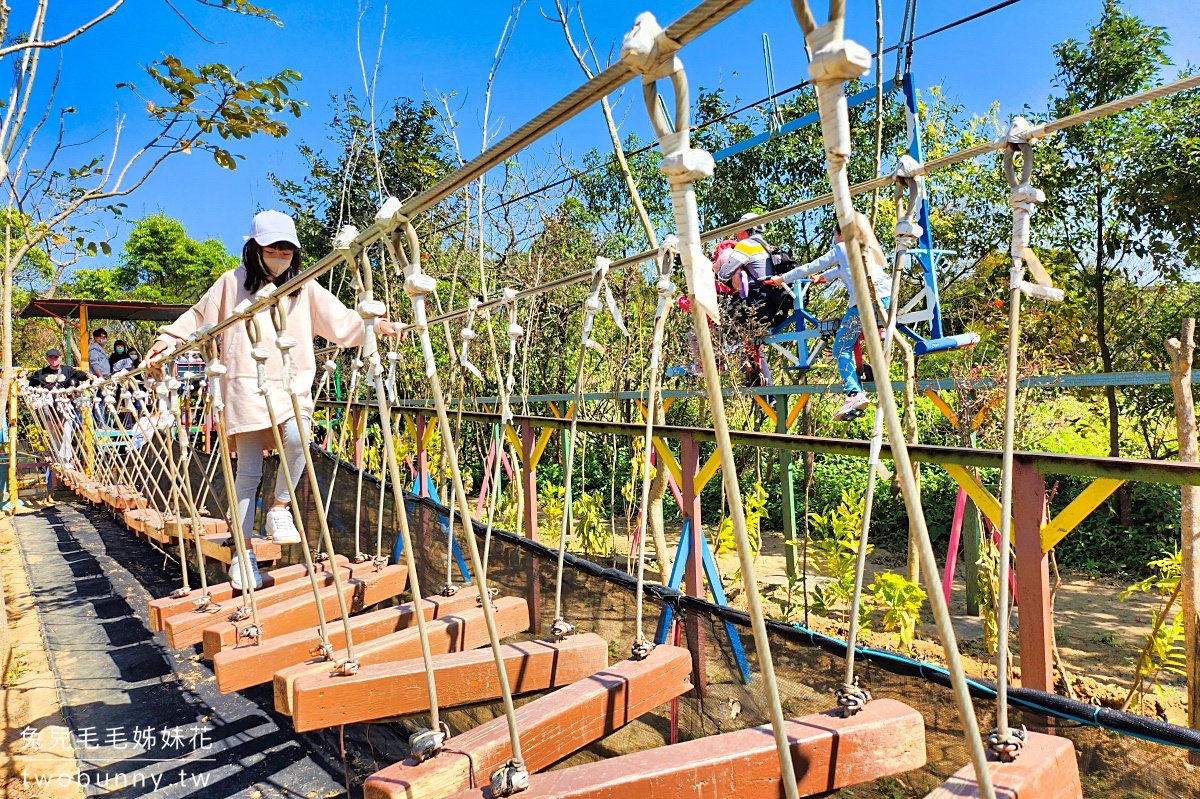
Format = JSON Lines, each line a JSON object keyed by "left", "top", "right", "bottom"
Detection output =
{"left": 233, "top": 417, "right": 308, "bottom": 539}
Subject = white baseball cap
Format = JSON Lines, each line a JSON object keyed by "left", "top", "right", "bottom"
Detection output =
{"left": 245, "top": 210, "right": 301, "bottom": 248}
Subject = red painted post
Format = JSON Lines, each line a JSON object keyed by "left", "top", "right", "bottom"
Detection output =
{"left": 520, "top": 417, "right": 541, "bottom": 634}
{"left": 415, "top": 413, "right": 430, "bottom": 499}
{"left": 1013, "top": 458, "right": 1054, "bottom": 700}
{"left": 679, "top": 431, "right": 707, "bottom": 693}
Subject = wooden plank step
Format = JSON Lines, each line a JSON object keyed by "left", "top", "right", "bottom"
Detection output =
{"left": 444, "top": 698, "right": 926, "bottom": 799}
{"left": 364, "top": 644, "right": 693, "bottom": 799}
{"left": 274, "top": 595, "right": 530, "bottom": 716}
{"left": 292, "top": 633, "right": 610, "bottom": 733}
{"left": 924, "top": 732, "right": 1081, "bottom": 799}
{"left": 213, "top": 587, "right": 482, "bottom": 694}
{"left": 163, "top": 563, "right": 369, "bottom": 649}
{"left": 198, "top": 533, "right": 282, "bottom": 566}
{"left": 148, "top": 557, "right": 349, "bottom": 632}
{"left": 200, "top": 563, "right": 409, "bottom": 659}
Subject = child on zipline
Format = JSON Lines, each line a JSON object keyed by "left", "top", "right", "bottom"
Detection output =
{"left": 147, "top": 210, "right": 399, "bottom": 589}
{"left": 765, "top": 214, "right": 891, "bottom": 421}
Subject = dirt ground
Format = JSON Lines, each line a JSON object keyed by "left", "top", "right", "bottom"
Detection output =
{"left": 0, "top": 503, "right": 83, "bottom": 799}
{"left": 580, "top": 516, "right": 1186, "bottom": 725}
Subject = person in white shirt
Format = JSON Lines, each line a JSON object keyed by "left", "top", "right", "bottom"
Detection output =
{"left": 765, "top": 219, "right": 891, "bottom": 420}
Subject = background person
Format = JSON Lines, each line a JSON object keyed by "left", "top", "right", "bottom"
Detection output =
{"left": 765, "top": 215, "right": 892, "bottom": 421}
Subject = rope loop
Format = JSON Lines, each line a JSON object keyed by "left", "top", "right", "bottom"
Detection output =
{"left": 407, "top": 727, "right": 445, "bottom": 764}
{"left": 550, "top": 616, "right": 575, "bottom": 641}
{"left": 621, "top": 14, "right": 718, "bottom": 323}
{"left": 835, "top": 680, "right": 873, "bottom": 717}
{"left": 460, "top": 297, "right": 484, "bottom": 380}
{"left": 1001, "top": 119, "right": 1062, "bottom": 303}
{"left": 893, "top": 155, "right": 925, "bottom": 250}
{"left": 987, "top": 725, "right": 1027, "bottom": 763}
{"left": 489, "top": 760, "right": 529, "bottom": 797}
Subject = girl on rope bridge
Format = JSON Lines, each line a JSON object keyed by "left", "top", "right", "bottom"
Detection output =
{"left": 145, "top": 210, "right": 400, "bottom": 589}
{"left": 765, "top": 213, "right": 892, "bottom": 421}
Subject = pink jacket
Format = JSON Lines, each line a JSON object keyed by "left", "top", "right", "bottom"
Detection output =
{"left": 155, "top": 267, "right": 363, "bottom": 437}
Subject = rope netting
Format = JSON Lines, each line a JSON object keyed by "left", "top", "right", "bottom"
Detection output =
{"left": 16, "top": 1, "right": 1200, "bottom": 795}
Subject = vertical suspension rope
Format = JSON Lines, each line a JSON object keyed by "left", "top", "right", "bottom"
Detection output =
{"left": 202, "top": 337, "right": 262, "bottom": 636}
{"left": 339, "top": 227, "right": 446, "bottom": 764}
{"left": 633, "top": 240, "right": 677, "bottom": 655}
{"left": 264, "top": 292, "right": 363, "bottom": 668}
{"left": 241, "top": 302, "right": 340, "bottom": 660}
{"left": 992, "top": 121, "right": 1060, "bottom": 760}
{"left": 620, "top": 15, "right": 799, "bottom": 799}
{"left": 793, "top": 1, "right": 994, "bottom": 795}
{"left": 389, "top": 213, "right": 530, "bottom": 796}
{"left": 840, "top": 159, "right": 924, "bottom": 713}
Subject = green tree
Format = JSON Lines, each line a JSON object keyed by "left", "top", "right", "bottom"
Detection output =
{"left": 1037, "top": 0, "right": 1200, "bottom": 516}
{"left": 270, "top": 94, "right": 455, "bottom": 264}
{"left": 113, "top": 213, "right": 235, "bottom": 303}
{"left": 1, "top": 1, "right": 305, "bottom": 413}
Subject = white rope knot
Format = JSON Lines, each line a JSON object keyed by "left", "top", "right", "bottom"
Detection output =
{"left": 323, "top": 359, "right": 337, "bottom": 374}
{"left": 251, "top": 346, "right": 270, "bottom": 363}
{"left": 333, "top": 224, "right": 359, "bottom": 251}
{"left": 403, "top": 272, "right": 436, "bottom": 300}
{"left": 1003, "top": 119, "right": 1062, "bottom": 303}
{"left": 275, "top": 335, "right": 298, "bottom": 352}
{"left": 806, "top": 22, "right": 870, "bottom": 171}
{"left": 233, "top": 299, "right": 255, "bottom": 319}
{"left": 375, "top": 196, "right": 403, "bottom": 227}
{"left": 358, "top": 299, "right": 387, "bottom": 320}
{"left": 619, "top": 11, "right": 681, "bottom": 81}
{"left": 335, "top": 659, "right": 360, "bottom": 677}
{"left": 489, "top": 761, "right": 529, "bottom": 797}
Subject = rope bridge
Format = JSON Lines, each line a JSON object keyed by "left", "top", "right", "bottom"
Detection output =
{"left": 18, "top": 1, "right": 1200, "bottom": 797}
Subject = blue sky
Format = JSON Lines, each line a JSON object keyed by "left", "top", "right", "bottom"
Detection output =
{"left": 35, "top": 0, "right": 1200, "bottom": 263}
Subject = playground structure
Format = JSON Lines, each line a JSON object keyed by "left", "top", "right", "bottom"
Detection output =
{"left": 14, "top": 0, "right": 1200, "bottom": 797}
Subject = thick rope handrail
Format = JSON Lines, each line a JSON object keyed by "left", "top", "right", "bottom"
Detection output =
{"left": 421, "top": 69, "right": 1200, "bottom": 329}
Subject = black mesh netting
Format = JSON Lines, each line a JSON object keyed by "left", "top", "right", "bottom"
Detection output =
{"left": 167, "top": 441, "right": 1200, "bottom": 797}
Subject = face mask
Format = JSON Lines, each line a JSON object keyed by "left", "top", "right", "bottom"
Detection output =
{"left": 115, "top": 348, "right": 125, "bottom": 355}
{"left": 263, "top": 255, "right": 292, "bottom": 276}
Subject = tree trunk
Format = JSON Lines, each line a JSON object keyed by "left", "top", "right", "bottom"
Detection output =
{"left": 1093, "top": 185, "right": 1130, "bottom": 522}
{"left": 1166, "top": 318, "right": 1198, "bottom": 743}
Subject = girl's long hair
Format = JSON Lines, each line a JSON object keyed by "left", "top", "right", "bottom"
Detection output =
{"left": 242, "top": 239, "right": 302, "bottom": 293}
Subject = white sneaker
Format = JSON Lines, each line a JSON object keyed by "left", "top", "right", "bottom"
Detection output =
{"left": 229, "top": 550, "right": 263, "bottom": 591}
{"left": 833, "top": 392, "right": 870, "bottom": 421}
{"left": 264, "top": 507, "right": 302, "bottom": 544}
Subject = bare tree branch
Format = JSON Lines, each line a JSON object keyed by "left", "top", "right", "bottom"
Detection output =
{"left": 0, "top": 1, "right": 123, "bottom": 59}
